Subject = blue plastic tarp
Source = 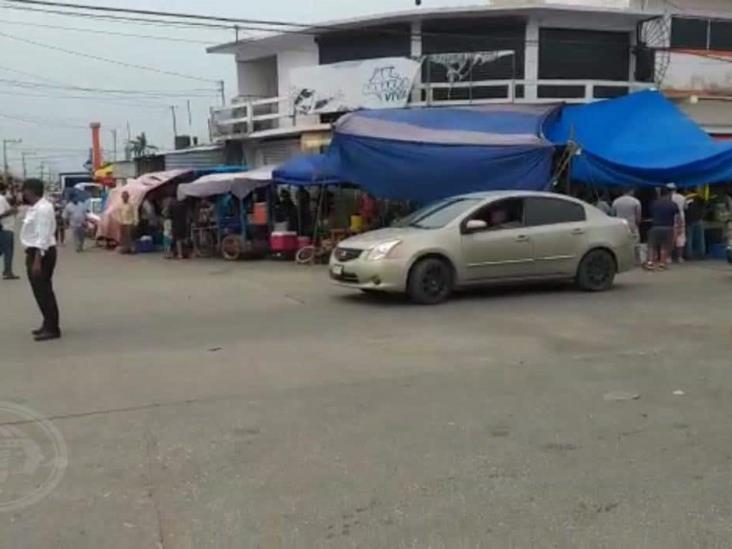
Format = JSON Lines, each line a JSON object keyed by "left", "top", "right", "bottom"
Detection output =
{"left": 546, "top": 90, "right": 732, "bottom": 188}
{"left": 272, "top": 154, "right": 341, "bottom": 186}
{"left": 326, "top": 104, "right": 558, "bottom": 202}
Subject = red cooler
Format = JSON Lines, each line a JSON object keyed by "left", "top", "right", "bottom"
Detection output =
{"left": 270, "top": 231, "right": 299, "bottom": 254}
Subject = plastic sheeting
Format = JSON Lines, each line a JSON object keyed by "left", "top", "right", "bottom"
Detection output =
{"left": 96, "top": 170, "right": 191, "bottom": 243}
{"left": 326, "top": 104, "right": 557, "bottom": 202}
{"left": 177, "top": 166, "right": 275, "bottom": 200}
{"left": 272, "top": 154, "right": 341, "bottom": 186}
{"left": 546, "top": 90, "right": 732, "bottom": 188}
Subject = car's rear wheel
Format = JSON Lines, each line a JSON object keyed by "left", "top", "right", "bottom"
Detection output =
{"left": 407, "top": 257, "right": 453, "bottom": 305}
{"left": 576, "top": 249, "right": 616, "bottom": 291}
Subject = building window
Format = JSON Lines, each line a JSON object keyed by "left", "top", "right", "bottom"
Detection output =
{"left": 710, "top": 20, "right": 732, "bottom": 51}
{"left": 671, "top": 17, "right": 732, "bottom": 51}
{"left": 670, "top": 17, "right": 709, "bottom": 49}
{"left": 317, "top": 25, "right": 411, "bottom": 64}
{"left": 538, "top": 28, "right": 630, "bottom": 81}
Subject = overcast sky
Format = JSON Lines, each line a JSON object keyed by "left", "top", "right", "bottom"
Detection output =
{"left": 0, "top": 0, "right": 477, "bottom": 176}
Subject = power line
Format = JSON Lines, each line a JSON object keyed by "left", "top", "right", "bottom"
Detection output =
{"left": 0, "top": 3, "right": 237, "bottom": 30}
{"left": 0, "top": 17, "right": 225, "bottom": 44}
{"left": 0, "top": 110, "right": 90, "bottom": 129}
{"left": 2, "top": 0, "right": 314, "bottom": 29}
{"left": 0, "top": 76, "right": 219, "bottom": 97}
{"left": 0, "top": 29, "right": 218, "bottom": 83}
{"left": 0, "top": 88, "right": 212, "bottom": 110}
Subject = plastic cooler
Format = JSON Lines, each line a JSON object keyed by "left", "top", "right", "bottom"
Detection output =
{"left": 270, "top": 231, "right": 298, "bottom": 254}
{"left": 135, "top": 237, "right": 155, "bottom": 254}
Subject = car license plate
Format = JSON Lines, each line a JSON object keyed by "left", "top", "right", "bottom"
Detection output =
{"left": 332, "top": 264, "right": 344, "bottom": 276}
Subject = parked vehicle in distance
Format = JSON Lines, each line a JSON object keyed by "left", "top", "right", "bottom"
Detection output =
{"left": 330, "top": 191, "right": 636, "bottom": 304}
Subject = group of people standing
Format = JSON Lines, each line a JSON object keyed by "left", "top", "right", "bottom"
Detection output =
{"left": 113, "top": 192, "right": 190, "bottom": 259}
{"left": 603, "top": 183, "right": 709, "bottom": 271}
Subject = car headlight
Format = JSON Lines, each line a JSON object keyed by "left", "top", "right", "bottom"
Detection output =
{"left": 366, "top": 240, "right": 402, "bottom": 261}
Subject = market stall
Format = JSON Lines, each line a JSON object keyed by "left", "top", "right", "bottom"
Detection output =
{"left": 177, "top": 166, "right": 275, "bottom": 260}
{"left": 96, "top": 170, "right": 192, "bottom": 247}
{"left": 272, "top": 154, "right": 365, "bottom": 262}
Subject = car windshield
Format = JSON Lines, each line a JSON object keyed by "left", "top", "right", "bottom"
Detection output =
{"left": 394, "top": 198, "right": 481, "bottom": 229}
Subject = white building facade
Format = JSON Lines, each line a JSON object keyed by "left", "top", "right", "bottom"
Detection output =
{"left": 208, "top": 0, "right": 732, "bottom": 164}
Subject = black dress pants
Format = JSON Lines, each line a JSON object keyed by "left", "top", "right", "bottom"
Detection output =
{"left": 25, "top": 247, "right": 60, "bottom": 334}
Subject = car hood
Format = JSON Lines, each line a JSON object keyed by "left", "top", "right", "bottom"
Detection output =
{"left": 339, "top": 228, "right": 421, "bottom": 249}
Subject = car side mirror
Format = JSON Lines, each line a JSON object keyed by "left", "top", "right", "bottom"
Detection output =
{"left": 464, "top": 219, "right": 488, "bottom": 233}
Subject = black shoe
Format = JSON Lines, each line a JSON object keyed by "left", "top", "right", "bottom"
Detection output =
{"left": 32, "top": 327, "right": 44, "bottom": 336}
{"left": 34, "top": 330, "right": 61, "bottom": 342}
{"left": 2, "top": 273, "right": 19, "bottom": 280}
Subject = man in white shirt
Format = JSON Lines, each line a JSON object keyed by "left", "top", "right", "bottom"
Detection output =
{"left": 20, "top": 179, "right": 61, "bottom": 341}
{"left": 0, "top": 183, "right": 20, "bottom": 280}
{"left": 63, "top": 194, "right": 88, "bottom": 253}
{"left": 611, "top": 188, "right": 642, "bottom": 236}
{"left": 611, "top": 188, "right": 643, "bottom": 264}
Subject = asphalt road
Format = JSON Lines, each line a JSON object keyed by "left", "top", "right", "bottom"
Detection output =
{"left": 1, "top": 245, "right": 732, "bottom": 548}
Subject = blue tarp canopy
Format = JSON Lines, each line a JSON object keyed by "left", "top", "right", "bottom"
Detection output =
{"left": 326, "top": 104, "right": 558, "bottom": 202}
{"left": 547, "top": 90, "right": 732, "bottom": 188}
{"left": 272, "top": 154, "right": 341, "bottom": 186}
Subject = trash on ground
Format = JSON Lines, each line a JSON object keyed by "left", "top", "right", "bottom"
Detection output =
{"left": 604, "top": 391, "right": 641, "bottom": 401}
{"left": 673, "top": 390, "right": 685, "bottom": 396}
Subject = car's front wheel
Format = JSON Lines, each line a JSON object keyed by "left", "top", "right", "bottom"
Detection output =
{"left": 576, "top": 249, "right": 616, "bottom": 291}
{"left": 407, "top": 257, "right": 453, "bottom": 305}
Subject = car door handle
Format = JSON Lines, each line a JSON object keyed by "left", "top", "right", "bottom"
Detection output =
{"left": 571, "top": 228, "right": 586, "bottom": 235}
{"left": 515, "top": 234, "right": 530, "bottom": 242}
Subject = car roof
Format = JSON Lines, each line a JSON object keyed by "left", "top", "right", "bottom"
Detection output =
{"left": 455, "top": 190, "right": 581, "bottom": 201}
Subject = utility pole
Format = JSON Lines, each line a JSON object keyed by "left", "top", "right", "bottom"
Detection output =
{"left": 2, "top": 138, "right": 21, "bottom": 185}
{"left": 126, "top": 122, "right": 132, "bottom": 160}
{"left": 21, "top": 151, "right": 35, "bottom": 181}
{"left": 111, "top": 129, "right": 118, "bottom": 162}
{"left": 187, "top": 100, "right": 193, "bottom": 130}
{"left": 38, "top": 161, "right": 45, "bottom": 182}
{"left": 170, "top": 105, "right": 178, "bottom": 141}
{"left": 218, "top": 80, "right": 226, "bottom": 107}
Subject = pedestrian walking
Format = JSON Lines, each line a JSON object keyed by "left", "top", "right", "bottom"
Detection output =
{"left": 0, "top": 183, "right": 20, "bottom": 280}
{"left": 63, "top": 194, "right": 88, "bottom": 253}
{"left": 115, "top": 191, "right": 138, "bottom": 254}
{"left": 668, "top": 183, "right": 687, "bottom": 262}
{"left": 20, "top": 179, "right": 61, "bottom": 341}
{"left": 645, "top": 186, "right": 680, "bottom": 271}
{"left": 54, "top": 198, "right": 66, "bottom": 247}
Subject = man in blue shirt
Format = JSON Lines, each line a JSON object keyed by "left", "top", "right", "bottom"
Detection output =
{"left": 645, "top": 187, "right": 680, "bottom": 271}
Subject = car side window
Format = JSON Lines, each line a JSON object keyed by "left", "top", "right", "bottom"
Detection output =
{"left": 469, "top": 198, "right": 525, "bottom": 231}
{"left": 524, "top": 197, "right": 586, "bottom": 227}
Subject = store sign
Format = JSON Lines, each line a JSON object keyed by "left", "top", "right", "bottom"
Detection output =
{"left": 290, "top": 57, "right": 422, "bottom": 115}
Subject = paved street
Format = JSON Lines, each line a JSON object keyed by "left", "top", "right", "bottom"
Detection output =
{"left": 2, "top": 246, "right": 732, "bottom": 548}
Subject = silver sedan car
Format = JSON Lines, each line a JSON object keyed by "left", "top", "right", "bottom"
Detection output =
{"left": 330, "top": 191, "right": 635, "bottom": 304}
